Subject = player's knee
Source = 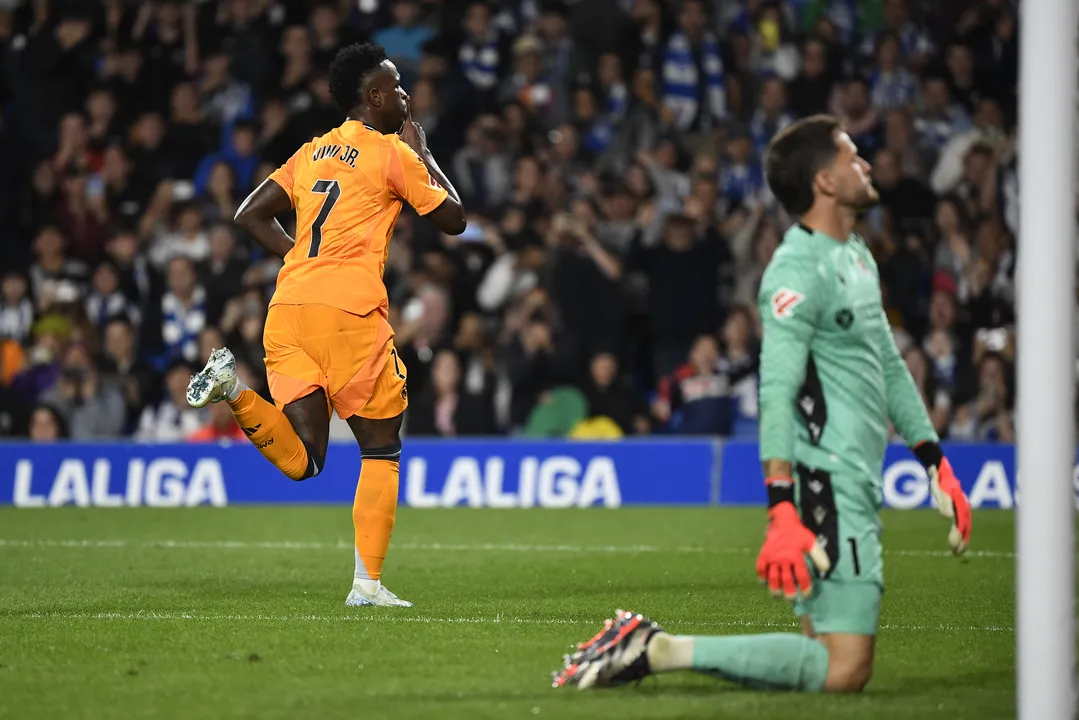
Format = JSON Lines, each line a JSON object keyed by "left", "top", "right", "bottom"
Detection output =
{"left": 295, "top": 440, "right": 325, "bottom": 481}
{"left": 297, "top": 462, "right": 323, "bottom": 481}
{"left": 824, "top": 659, "right": 872, "bottom": 693}
{"left": 348, "top": 413, "right": 403, "bottom": 451}
{"left": 360, "top": 438, "right": 402, "bottom": 462}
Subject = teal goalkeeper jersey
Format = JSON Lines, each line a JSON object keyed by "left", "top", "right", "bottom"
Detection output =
{"left": 757, "top": 223, "right": 937, "bottom": 506}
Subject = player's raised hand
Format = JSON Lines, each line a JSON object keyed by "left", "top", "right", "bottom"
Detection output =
{"left": 398, "top": 104, "right": 427, "bottom": 155}
{"left": 756, "top": 499, "right": 831, "bottom": 601}
{"left": 928, "top": 457, "right": 971, "bottom": 555}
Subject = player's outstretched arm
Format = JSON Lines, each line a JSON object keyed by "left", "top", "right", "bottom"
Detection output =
{"left": 877, "top": 318, "right": 971, "bottom": 553}
{"left": 397, "top": 109, "right": 466, "bottom": 236}
{"left": 872, "top": 284, "right": 939, "bottom": 449}
{"left": 234, "top": 178, "right": 297, "bottom": 259}
{"left": 863, "top": 249, "right": 972, "bottom": 554}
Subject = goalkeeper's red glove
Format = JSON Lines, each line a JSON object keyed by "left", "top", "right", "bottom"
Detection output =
{"left": 755, "top": 478, "right": 832, "bottom": 601}
{"left": 914, "top": 443, "right": 972, "bottom": 555}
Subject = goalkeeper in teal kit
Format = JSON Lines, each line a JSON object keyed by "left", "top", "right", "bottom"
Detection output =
{"left": 552, "top": 115, "right": 972, "bottom": 693}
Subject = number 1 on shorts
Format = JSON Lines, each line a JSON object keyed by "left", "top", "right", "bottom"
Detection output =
{"left": 847, "top": 537, "right": 861, "bottom": 576}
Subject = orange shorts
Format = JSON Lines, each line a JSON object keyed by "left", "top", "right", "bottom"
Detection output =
{"left": 263, "top": 303, "right": 408, "bottom": 420}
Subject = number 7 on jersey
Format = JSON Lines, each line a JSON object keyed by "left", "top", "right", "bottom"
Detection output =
{"left": 308, "top": 179, "right": 341, "bottom": 258}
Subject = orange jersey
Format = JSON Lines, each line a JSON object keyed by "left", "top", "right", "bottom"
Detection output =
{"left": 267, "top": 120, "right": 448, "bottom": 317}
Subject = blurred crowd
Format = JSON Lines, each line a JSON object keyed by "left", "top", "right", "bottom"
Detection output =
{"left": 0, "top": 0, "right": 1049, "bottom": 443}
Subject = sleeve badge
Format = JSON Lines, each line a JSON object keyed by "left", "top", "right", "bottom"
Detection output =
{"left": 770, "top": 288, "right": 805, "bottom": 319}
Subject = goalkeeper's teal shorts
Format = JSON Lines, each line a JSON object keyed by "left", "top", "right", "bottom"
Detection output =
{"left": 791, "top": 464, "right": 884, "bottom": 637}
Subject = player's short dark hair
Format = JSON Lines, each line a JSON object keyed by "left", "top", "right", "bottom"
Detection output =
{"left": 765, "top": 114, "right": 841, "bottom": 217}
{"left": 329, "top": 42, "right": 389, "bottom": 113}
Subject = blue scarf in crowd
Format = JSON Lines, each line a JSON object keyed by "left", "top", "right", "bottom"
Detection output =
{"left": 605, "top": 82, "right": 628, "bottom": 123}
{"left": 749, "top": 109, "right": 795, "bottom": 155}
{"left": 160, "top": 287, "right": 207, "bottom": 369}
{"left": 869, "top": 69, "right": 919, "bottom": 111}
{"left": 459, "top": 30, "right": 501, "bottom": 91}
{"left": 914, "top": 107, "right": 972, "bottom": 152}
{"left": 721, "top": 162, "right": 765, "bottom": 207}
{"left": 662, "top": 31, "right": 727, "bottom": 132}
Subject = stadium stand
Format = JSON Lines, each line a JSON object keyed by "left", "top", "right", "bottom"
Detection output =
{"left": 0, "top": 0, "right": 1032, "bottom": 443}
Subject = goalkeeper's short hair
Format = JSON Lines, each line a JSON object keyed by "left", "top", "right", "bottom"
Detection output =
{"left": 764, "top": 115, "right": 843, "bottom": 217}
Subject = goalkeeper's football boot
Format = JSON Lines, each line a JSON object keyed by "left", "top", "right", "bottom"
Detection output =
{"left": 344, "top": 581, "right": 413, "bottom": 608}
{"left": 553, "top": 610, "right": 664, "bottom": 689}
{"left": 187, "top": 347, "right": 238, "bottom": 408}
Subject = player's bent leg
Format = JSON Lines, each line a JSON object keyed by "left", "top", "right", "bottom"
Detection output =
{"left": 554, "top": 607, "right": 874, "bottom": 693}
{"left": 554, "top": 611, "right": 830, "bottom": 692}
{"left": 281, "top": 390, "right": 330, "bottom": 478}
{"left": 789, "top": 467, "right": 882, "bottom": 692}
{"left": 660, "top": 631, "right": 830, "bottom": 691}
{"left": 819, "top": 633, "right": 875, "bottom": 693}
{"left": 187, "top": 348, "right": 321, "bottom": 480}
{"left": 343, "top": 413, "right": 411, "bottom": 608}
{"left": 793, "top": 576, "right": 881, "bottom": 692}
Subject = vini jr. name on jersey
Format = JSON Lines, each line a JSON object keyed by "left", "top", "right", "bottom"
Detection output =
{"left": 312, "top": 143, "right": 358, "bottom": 169}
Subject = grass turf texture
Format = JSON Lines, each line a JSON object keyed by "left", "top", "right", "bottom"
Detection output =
{"left": 0, "top": 508, "right": 1015, "bottom": 720}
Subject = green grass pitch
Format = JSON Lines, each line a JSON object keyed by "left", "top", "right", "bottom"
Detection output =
{"left": 0, "top": 507, "right": 1017, "bottom": 719}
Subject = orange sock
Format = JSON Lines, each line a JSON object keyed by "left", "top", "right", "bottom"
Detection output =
{"left": 353, "top": 456, "right": 400, "bottom": 581}
{"left": 228, "top": 389, "right": 311, "bottom": 480}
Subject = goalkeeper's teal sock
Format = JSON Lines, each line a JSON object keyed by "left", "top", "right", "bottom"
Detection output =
{"left": 647, "top": 633, "right": 828, "bottom": 692}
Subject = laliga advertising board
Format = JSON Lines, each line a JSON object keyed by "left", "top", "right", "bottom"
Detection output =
{"left": 0, "top": 440, "right": 712, "bottom": 508}
{"left": 717, "top": 441, "right": 1062, "bottom": 509}
{"left": 0, "top": 440, "right": 1056, "bottom": 509}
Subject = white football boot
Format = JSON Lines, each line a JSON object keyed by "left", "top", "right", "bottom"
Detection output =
{"left": 345, "top": 581, "right": 413, "bottom": 608}
{"left": 187, "top": 347, "right": 239, "bottom": 408}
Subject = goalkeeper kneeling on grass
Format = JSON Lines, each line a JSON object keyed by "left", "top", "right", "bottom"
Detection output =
{"left": 552, "top": 115, "right": 972, "bottom": 693}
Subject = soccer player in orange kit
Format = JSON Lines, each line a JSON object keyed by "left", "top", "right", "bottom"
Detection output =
{"left": 186, "top": 43, "right": 466, "bottom": 607}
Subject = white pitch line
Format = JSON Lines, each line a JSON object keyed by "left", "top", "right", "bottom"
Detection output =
{"left": 6, "top": 611, "right": 1017, "bottom": 634}
{"left": 14, "top": 611, "right": 584, "bottom": 626}
{"left": 0, "top": 538, "right": 1017, "bottom": 558}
